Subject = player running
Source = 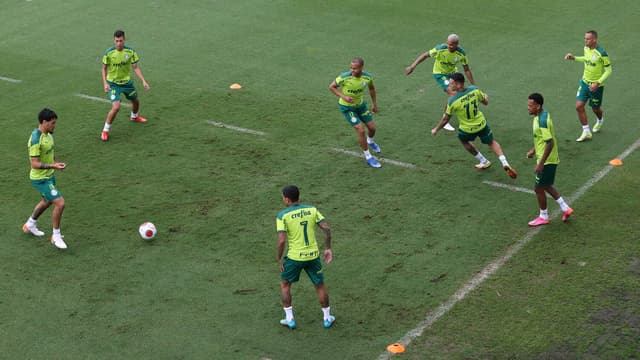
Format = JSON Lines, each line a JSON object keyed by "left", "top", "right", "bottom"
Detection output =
{"left": 431, "top": 73, "right": 517, "bottom": 178}
{"left": 100, "top": 29, "right": 151, "bottom": 141}
{"left": 564, "top": 30, "right": 612, "bottom": 142}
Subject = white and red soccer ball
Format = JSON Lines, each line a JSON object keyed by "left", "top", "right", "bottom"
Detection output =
{"left": 138, "top": 222, "right": 157, "bottom": 240}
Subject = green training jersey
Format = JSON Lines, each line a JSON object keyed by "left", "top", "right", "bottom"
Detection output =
{"left": 277, "top": 204, "right": 326, "bottom": 261}
{"left": 428, "top": 44, "right": 468, "bottom": 75}
{"left": 446, "top": 86, "right": 486, "bottom": 133}
{"left": 28, "top": 129, "right": 55, "bottom": 180}
{"left": 532, "top": 110, "right": 559, "bottom": 165}
{"left": 576, "top": 46, "right": 612, "bottom": 84}
{"left": 102, "top": 46, "right": 140, "bottom": 84}
{"left": 335, "top": 71, "right": 373, "bottom": 107}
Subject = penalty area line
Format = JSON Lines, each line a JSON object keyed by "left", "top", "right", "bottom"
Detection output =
{"left": 206, "top": 120, "right": 266, "bottom": 136}
{"left": 377, "top": 136, "right": 640, "bottom": 360}
{"left": 76, "top": 93, "right": 131, "bottom": 108}
{"left": 0, "top": 76, "right": 22, "bottom": 83}
{"left": 332, "top": 148, "right": 416, "bottom": 169}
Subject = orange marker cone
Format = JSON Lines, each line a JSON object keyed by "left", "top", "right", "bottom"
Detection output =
{"left": 609, "top": 159, "right": 623, "bottom": 166}
{"left": 386, "top": 343, "right": 405, "bottom": 354}
{"left": 229, "top": 83, "right": 242, "bottom": 89}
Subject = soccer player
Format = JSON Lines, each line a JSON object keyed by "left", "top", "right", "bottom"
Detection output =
{"left": 100, "top": 29, "right": 151, "bottom": 141}
{"left": 564, "top": 30, "right": 612, "bottom": 142}
{"left": 329, "top": 57, "right": 382, "bottom": 168}
{"left": 526, "top": 93, "right": 573, "bottom": 226}
{"left": 23, "top": 108, "right": 68, "bottom": 249}
{"left": 405, "top": 33, "right": 476, "bottom": 131}
{"left": 276, "top": 185, "right": 335, "bottom": 329}
{"left": 431, "top": 73, "right": 517, "bottom": 178}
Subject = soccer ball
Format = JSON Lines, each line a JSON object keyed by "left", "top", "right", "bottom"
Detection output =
{"left": 138, "top": 222, "right": 157, "bottom": 240}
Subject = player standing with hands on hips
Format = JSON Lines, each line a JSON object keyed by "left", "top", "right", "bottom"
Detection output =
{"left": 22, "top": 108, "right": 69, "bottom": 249}
{"left": 100, "top": 29, "right": 151, "bottom": 141}
{"left": 564, "top": 30, "right": 612, "bottom": 142}
{"left": 276, "top": 185, "right": 335, "bottom": 329}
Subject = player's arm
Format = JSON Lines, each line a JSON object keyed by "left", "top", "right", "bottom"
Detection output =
{"left": 277, "top": 231, "right": 287, "bottom": 271}
{"left": 535, "top": 140, "right": 554, "bottom": 173}
{"left": 368, "top": 82, "right": 378, "bottom": 113}
{"left": 405, "top": 51, "right": 430, "bottom": 75}
{"left": 318, "top": 221, "right": 332, "bottom": 264}
{"left": 526, "top": 147, "right": 536, "bottom": 159}
{"left": 432, "top": 112, "right": 452, "bottom": 136}
{"left": 463, "top": 64, "right": 475, "bottom": 85}
{"left": 565, "top": 53, "right": 585, "bottom": 62}
{"left": 102, "top": 64, "right": 110, "bottom": 92}
{"left": 131, "top": 63, "right": 150, "bottom": 90}
{"left": 597, "top": 61, "right": 612, "bottom": 84}
{"left": 30, "top": 157, "right": 66, "bottom": 170}
{"left": 329, "top": 80, "right": 353, "bottom": 103}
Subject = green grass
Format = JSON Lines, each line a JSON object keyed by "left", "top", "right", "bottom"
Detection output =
{"left": 1, "top": 1, "right": 639, "bottom": 359}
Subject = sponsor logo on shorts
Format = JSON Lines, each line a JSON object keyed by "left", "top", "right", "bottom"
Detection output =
{"left": 350, "top": 117, "right": 357, "bottom": 123}
{"left": 51, "top": 189, "right": 58, "bottom": 196}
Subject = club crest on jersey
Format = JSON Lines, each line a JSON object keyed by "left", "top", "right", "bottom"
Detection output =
{"left": 591, "top": 54, "right": 597, "bottom": 60}
{"left": 362, "top": 81, "right": 367, "bottom": 87}
{"left": 454, "top": 56, "right": 459, "bottom": 62}
{"left": 125, "top": 54, "right": 129, "bottom": 60}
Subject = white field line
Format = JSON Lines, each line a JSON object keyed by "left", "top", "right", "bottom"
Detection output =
{"left": 378, "top": 137, "right": 640, "bottom": 359}
{"left": 332, "top": 148, "right": 416, "bottom": 169}
{"left": 75, "top": 93, "right": 131, "bottom": 108}
{"left": 483, "top": 180, "right": 536, "bottom": 194}
{"left": 0, "top": 76, "right": 22, "bottom": 83}
{"left": 206, "top": 121, "right": 266, "bottom": 136}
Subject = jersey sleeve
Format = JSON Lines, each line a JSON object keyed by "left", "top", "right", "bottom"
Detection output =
{"left": 276, "top": 216, "right": 286, "bottom": 233}
{"left": 315, "top": 209, "right": 325, "bottom": 224}
{"left": 28, "top": 142, "right": 40, "bottom": 158}
{"left": 335, "top": 75, "right": 344, "bottom": 87}
{"left": 428, "top": 47, "right": 438, "bottom": 58}
{"left": 538, "top": 113, "right": 553, "bottom": 142}
{"left": 102, "top": 54, "right": 109, "bottom": 65}
{"left": 459, "top": 53, "right": 469, "bottom": 66}
{"left": 131, "top": 50, "right": 140, "bottom": 64}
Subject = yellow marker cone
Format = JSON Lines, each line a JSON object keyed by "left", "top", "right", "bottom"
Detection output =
{"left": 609, "top": 159, "right": 623, "bottom": 166}
{"left": 386, "top": 343, "right": 405, "bottom": 354}
{"left": 229, "top": 83, "right": 242, "bottom": 89}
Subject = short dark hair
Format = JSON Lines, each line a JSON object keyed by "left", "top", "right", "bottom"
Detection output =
{"left": 450, "top": 72, "right": 465, "bottom": 84}
{"left": 282, "top": 185, "right": 300, "bottom": 202}
{"left": 38, "top": 108, "right": 58, "bottom": 124}
{"left": 351, "top": 57, "right": 364, "bottom": 66}
{"left": 586, "top": 30, "right": 598, "bottom": 38}
{"left": 528, "top": 93, "right": 544, "bottom": 106}
{"left": 114, "top": 29, "right": 125, "bottom": 38}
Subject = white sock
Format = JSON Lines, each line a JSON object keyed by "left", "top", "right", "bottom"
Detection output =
{"left": 596, "top": 118, "right": 603, "bottom": 124}
{"left": 582, "top": 125, "right": 591, "bottom": 132}
{"left": 539, "top": 209, "right": 549, "bottom": 220}
{"left": 53, "top": 228, "right": 61, "bottom": 236}
{"left": 363, "top": 150, "right": 372, "bottom": 159}
{"left": 283, "top": 306, "right": 294, "bottom": 321}
{"left": 498, "top": 155, "right": 508, "bottom": 167}
{"left": 131, "top": 112, "right": 138, "bottom": 119}
{"left": 556, "top": 197, "right": 569, "bottom": 212}
{"left": 474, "top": 152, "right": 488, "bottom": 164}
{"left": 322, "top": 306, "right": 331, "bottom": 320}
{"left": 103, "top": 123, "right": 111, "bottom": 132}
{"left": 366, "top": 136, "right": 374, "bottom": 144}
{"left": 27, "top": 217, "right": 37, "bottom": 227}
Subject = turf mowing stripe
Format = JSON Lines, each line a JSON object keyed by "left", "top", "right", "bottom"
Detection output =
{"left": 206, "top": 120, "right": 266, "bottom": 136}
{"left": 0, "top": 76, "right": 22, "bottom": 83}
{"left": 482, "top": 180, "right": 536, "bottom": 194}
{"left": 378, "top": 137, "right": 640, "bottom": 359}
{"left": 75, "top": 93, "right": 131, "bottom": 108}
{"left": 332, "top": 148, "right": 416, "bottom": 169}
